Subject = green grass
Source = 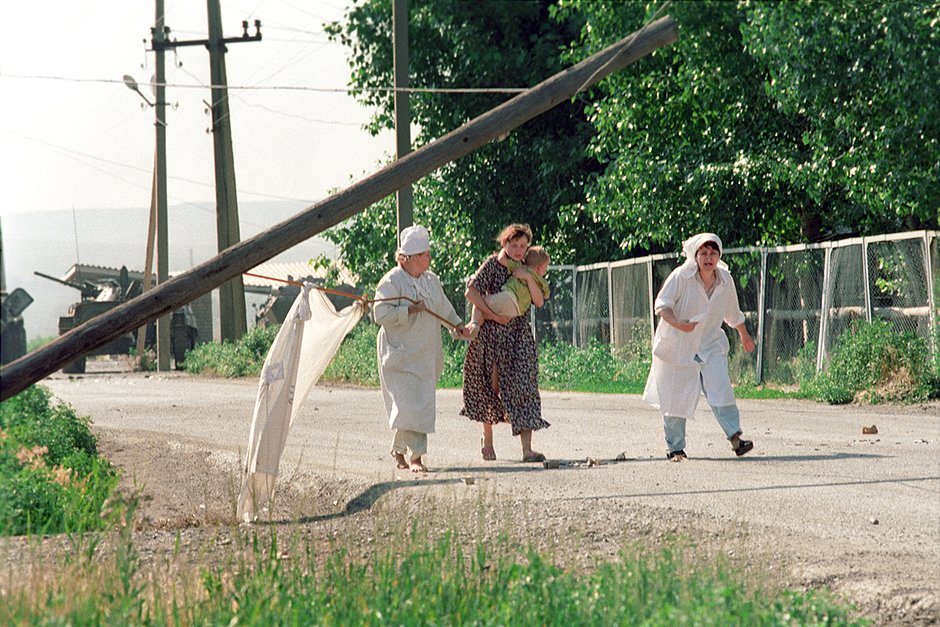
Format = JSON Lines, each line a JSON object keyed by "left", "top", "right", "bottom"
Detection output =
{"left": 320, "top": 325, "right": 653, "bottom": 393}
{"left": 0, "top": 385, "right": 120, "bottom": 536}
{"left": 0, "top": 349, "right": 866, "bottom": 625}
{"left": 0, "top": 523, "right": 864, "bottom": 625}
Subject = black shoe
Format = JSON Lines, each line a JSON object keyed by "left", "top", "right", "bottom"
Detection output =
{"left": 733, "top": 439, "right": 754, "bottom": 457}
{"left": 666, "top": 449, "right": 688, "bottom": 462}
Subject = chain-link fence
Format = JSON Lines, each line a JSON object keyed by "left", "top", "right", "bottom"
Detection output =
{"left": 518, "top": 230, "right": 938, "bottom": 384}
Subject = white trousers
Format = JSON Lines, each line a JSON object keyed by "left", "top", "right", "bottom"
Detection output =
{"left": 391, "top": 429, "right": 428, "bottom": 457}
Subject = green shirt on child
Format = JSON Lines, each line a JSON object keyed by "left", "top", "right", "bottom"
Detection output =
{"left": 504, "top": 260, "right": 550, "bottom": 314}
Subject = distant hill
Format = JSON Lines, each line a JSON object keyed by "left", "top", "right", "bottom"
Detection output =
{"left": 2, "top": 201, "right": 336, "bottom": 339}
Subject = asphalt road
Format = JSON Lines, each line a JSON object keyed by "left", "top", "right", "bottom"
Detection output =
{"left": 40, "top": 371, "right": 940, "bottom": 623}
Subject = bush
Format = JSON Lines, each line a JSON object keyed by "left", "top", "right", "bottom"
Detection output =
{"left": 810, "top": 319, "right": 939, "bottom": 404}
{"left": 0, "top": 385, "right": 120, "bottom": 536}
{"left": 322, "top": 322, "right": 380, "bottom": 386}
{"left": 791, "top": 341, "right": 820, "bottom": 387}
{"left": 439, "top": 333, "right": 468, "bottom": 388}
{"left": 538, "top": 340, "right": 647, "bottom": 394}
{"left": 183, "top": 324, "right": 281, "bottom": 377}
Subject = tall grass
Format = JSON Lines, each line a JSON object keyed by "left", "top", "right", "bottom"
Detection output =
{"left": 1, "top": 522, "right": 863, "bottom": 625}
{"left": 321, "top": 325, "right": 652, "bottom": 393}
{"left": 538, "top": 340, "right": 646, "bottom": 394}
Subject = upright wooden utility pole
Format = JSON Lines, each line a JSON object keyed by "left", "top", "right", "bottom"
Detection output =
{"left": 153, "top": 0, "right": 171, "bottom": 370}
{"left": 393, "top": 0, "right": 413, "bottom": 238}
{"left": 124, "top": 1, "right": 172, "bottom": 370}
{"left": 149, "top": 5, "right": 261, "bottom": 343}
{"left": 206, "top": 0, "right": 251, "bottom": 341}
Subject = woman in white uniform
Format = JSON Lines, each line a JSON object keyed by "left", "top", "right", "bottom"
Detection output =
{"left": 642, "top": 232, "right": 756, "bottom": 461}
{"left": 374, "top": 225, "right": 469, "bottom": 472}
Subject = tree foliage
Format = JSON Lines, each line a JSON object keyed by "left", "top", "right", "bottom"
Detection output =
{"left": 325, "top": 0, "right": 938, "bottom": 289}
{"left": 325, "top": 0, "right": 616, "bottom": 290}
{"left": 742, "top": 0, "right": 940, "bottom": 235}
{"left": 558, "top": 0, "right": 939, "bottom": 251}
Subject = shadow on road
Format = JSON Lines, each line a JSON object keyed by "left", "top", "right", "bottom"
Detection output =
{"left": 262, "top": 478, "right": 464, "bottom": 525}
{"left": 693, "top": 452, "right": 889, "bottom": 462}
{"left": 436, "top": 465, "right": 547, "bottom": 474}
{"left": 262, "top": 464, "right": 563, "bottom": 524}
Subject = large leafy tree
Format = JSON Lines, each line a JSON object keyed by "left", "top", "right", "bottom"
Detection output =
{"left": 325, "top": 0, "right": 938, "bottom": 288}
{"left": 742, "top": 0, "right": 939, "bottom": 235}
{"left": 324, "top": 0, "right": 617, "bottom": 291}
{"left": 558, "top": 0, "right": 938, "bottom": 252}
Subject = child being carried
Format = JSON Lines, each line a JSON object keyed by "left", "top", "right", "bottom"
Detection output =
{"left": 466, "top": 246, "right": 550, "bottom": 339}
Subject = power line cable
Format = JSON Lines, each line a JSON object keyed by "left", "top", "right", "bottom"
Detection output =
{"left": 1, "top": 72, "right": 528, "bottom": 94}
{"left": 6, "top": 130, "right": 317, "bottom": 207}
{"left": 234, "top": 99, "right": 364, "bottom": 126}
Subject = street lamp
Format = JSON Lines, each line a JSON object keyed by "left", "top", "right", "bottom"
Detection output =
{"left": 122, "top": 72, "right": 170, "bottom": 371}
{"left": 123, "top": 74, "right": 154, "bottom": 107}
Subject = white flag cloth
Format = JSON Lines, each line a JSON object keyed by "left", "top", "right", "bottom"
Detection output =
{"left": 237, "top": 284, "right": 364, "bottom": 522}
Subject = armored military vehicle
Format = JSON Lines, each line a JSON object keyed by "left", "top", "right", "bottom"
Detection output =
{"left": 254, "top": 276, "right": 361, "bottom": 327}
{"left": 36, "top": 266, "right": 198, "bottom": 373}
{"left": 1, "top": 287, "right": 32, "bottom": 365}
{"left": 1, "top": 216, "right": 32, "bottom": 365}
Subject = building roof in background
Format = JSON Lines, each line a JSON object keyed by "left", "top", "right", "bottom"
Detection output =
{"left": 244, "top": 261, "right": 357, "bottom": 294}
{"left": 62, "top": 264, "right": 149, "bottom": 284}
{"left": 59, "top": 261, "right": 356, "bottom": 295}
{"left": 243, "top": 262, "right": 319, "bottom": 290}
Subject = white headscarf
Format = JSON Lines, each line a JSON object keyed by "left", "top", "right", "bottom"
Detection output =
{"left": 679, "top": 232, "right": 728, "bottom": 277}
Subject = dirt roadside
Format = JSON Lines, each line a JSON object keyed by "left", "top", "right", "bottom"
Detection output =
{"left": 13, "top": 372, "right": 940, "bottom": 624}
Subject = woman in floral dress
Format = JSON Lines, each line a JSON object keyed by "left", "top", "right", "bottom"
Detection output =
{"left": 462, "top": 224, "right": 550, "bottom": 462}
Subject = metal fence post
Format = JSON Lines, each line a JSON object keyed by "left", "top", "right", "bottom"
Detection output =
{"left": 571, "top": 266, "right": 579, "bottom": 347}
{"left": 817, "top": 245, "right": 833, "bottom": 372}
{"left": 756, "top": 248, "right": 767, "bottom": 383}
{"left": 647, "top": 258, "right": 655, "bottom": 348}
{"left": 862, "top": 237, "right": 873, "bottom": 323}
{"left": 607, "top": 263, "right": 614, "bottom": 348}
{"left": 925, "top": 231, "right": 937, "bottom": 357}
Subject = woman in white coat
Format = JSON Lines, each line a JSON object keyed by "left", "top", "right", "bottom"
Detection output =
{"left": 642, "top": 232, "right": 756, "bottom": 461}
{"left": 374, "top": 225, "right": 469, "bottom": 472}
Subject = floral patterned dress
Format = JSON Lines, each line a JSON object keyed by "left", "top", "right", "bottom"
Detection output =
{"left": 461, "top": 255, "right": 550, "bottom": 435}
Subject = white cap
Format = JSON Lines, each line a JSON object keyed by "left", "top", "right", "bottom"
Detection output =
{"left": 398, "top": 225, "right": 430, "bottom": 255}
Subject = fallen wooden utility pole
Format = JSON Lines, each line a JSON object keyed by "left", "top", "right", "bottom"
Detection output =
{"left": 1, "top": 16, "right": 678, "bottom": 401}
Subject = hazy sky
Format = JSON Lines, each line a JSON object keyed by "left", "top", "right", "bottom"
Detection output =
{"left": 0, "top": 0, "right": 393, "bottom": 217}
